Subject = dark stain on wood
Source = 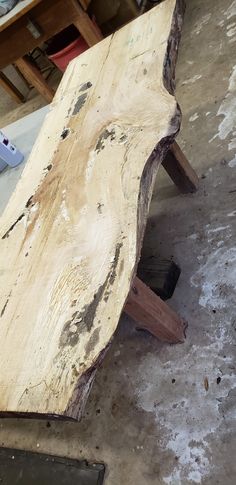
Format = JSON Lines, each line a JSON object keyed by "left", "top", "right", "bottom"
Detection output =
{"left": 119, "top": 259, "right": 124, "bottom": 276}
{"left": 95, "top": 128, "right": 116, "bottom": 153}
{"left": 72, "top": 93, "right": 87, "bottom": 115}
{"left": 97, "top": 202, "right": 104, "bottom": 214}
{"left": 72, "top": 366, "right": 80, "bottom": 377}
{"left": 1, "top": 300, "right": 8, "bottom": 317}
{"left": 60, "top": 242, "right": 123, "bottom": 347}
{"left": 2, "top": 213, "right": 25, "bottom": 240}
{"left": 43, "top": 164, "right": 53, "bottom": 174}
{"left": 103, "top": 243, "right": 123, "bottom": 302}
{"left": 2, "top": 191, "right": 39, "bottom": 239}
{"left": 85, "top": 327, "right": 101, "bottom": 358}
{"left": 130, "top": 49, "right": 150, "bottom": 60}
{"left": 108, "top": 242, "right": 122, "bottom": 286}
{"left": 0, "top": 292, "right": 11, "bottom": 317}
{"left": 79, "top": 81, "right": 92, "bottom": 92}
{"left": 60, "top": 128, "right": 70, "bottom": 140}
{"left": 25, "top": 195, "right": 34, "bottom": 208}
{"left": 119, "top": 134, "right": 127, "bottom": 143}
{"left": 62, "top": 284, "right": 107, "bottom": 346}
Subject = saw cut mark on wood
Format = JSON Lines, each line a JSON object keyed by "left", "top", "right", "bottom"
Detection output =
{"left": 0, "top": 0, "right": 185, "bottom": 420}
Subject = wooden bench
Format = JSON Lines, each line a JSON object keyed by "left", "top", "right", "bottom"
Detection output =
{"left": 0, "top": 0, "right": 198, "bottom": 420}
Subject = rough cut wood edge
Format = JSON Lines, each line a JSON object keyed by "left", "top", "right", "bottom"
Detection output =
{"left": 0, "top": 0, "right": 186, "bottom": 421}
{"left": 135, "top": 0, "right": 185, "bottom": 257}
{"left": 163, "top": 0, "right": 186, "bottom": 95}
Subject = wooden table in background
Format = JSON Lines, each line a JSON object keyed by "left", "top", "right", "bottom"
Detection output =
{"left": 0, "top": 0, "right": 102, "bottom": 103}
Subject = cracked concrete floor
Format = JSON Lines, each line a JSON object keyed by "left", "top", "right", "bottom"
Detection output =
{"left": 0, "top": 0, "right": 235, "bottom": 483}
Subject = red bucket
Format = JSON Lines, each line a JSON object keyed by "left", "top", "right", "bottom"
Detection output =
{"left": 48, "top": 36, "right": 89, "bottom": 72}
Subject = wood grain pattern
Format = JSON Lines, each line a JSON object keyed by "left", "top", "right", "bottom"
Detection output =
{"left": 125, "top": 277, "right": 186, "bottom": 343}
{"left": 0, "top": 0, "right": 185, "bottom": 420}
{"left": 79, "top": 0, "right": 92, "bottom": 10}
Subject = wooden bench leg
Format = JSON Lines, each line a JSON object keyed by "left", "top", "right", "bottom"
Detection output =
{"left": 162, "top": 141, "right": 199, "bottom": 193}
{"left": 71, "top": 0, "right": 103, "bottom": 47}
{"left": 0, "top": 72, "right": 25, "bottom": 104}
{"left": 15, "top": 56, "right": 55, "bottom": 104}
{"left": 125, "top": 276, "right": 186, "bottom": 343}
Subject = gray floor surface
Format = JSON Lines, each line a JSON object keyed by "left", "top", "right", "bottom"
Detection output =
{"left": 0, "top": 0, "right": 235, "bottom": 483}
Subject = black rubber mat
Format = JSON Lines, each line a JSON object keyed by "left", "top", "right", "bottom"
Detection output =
{"left": 0, "top": 448, "right": 105, "bottom": 485}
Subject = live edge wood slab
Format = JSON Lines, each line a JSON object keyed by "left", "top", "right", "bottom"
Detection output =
{"left": 0, "top": 0, "right": 196, "bottom": 420}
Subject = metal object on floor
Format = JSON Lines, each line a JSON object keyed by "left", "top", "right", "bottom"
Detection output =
{"left": 138, "top": 257, "right": 181, "bottom": 301}
{"left": 0, "top": 448, "right": 105, "bottom": 485}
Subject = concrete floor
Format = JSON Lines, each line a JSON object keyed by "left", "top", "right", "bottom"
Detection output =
{"left": 0, "top": 0, "right": 236, "bottom": 483}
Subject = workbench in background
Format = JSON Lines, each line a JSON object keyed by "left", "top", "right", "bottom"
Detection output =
{"left": 0, "top": 0, "right": 102, "bottom": 102}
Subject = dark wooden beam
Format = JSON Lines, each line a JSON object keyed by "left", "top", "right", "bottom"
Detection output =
{"left": 15, "top": 56, "right": 55, "bottom": 103}
{"left": 163, "top": 141, "right": 199, "bottom": 193}
{"left": 0, "top": 71, "right": 25, "bottom": 104}
{"left": 125, "top": 276, "right": 187, "bottom": 343}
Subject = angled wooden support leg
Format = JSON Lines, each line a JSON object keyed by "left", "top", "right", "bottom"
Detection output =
{"left": 0, "top": 72, "right": 25, "bottom": 104}
{"left": 162, "top": 141, "right": 199, "bottom": 193}
{"left": 15, "top": 56, "right": 55, "bottom": 103}
{"left": 125, "top": 276, "right": 186, "bottom": 343}
{"left": 71, "top": 0, "right": 103, "bottom": 47}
